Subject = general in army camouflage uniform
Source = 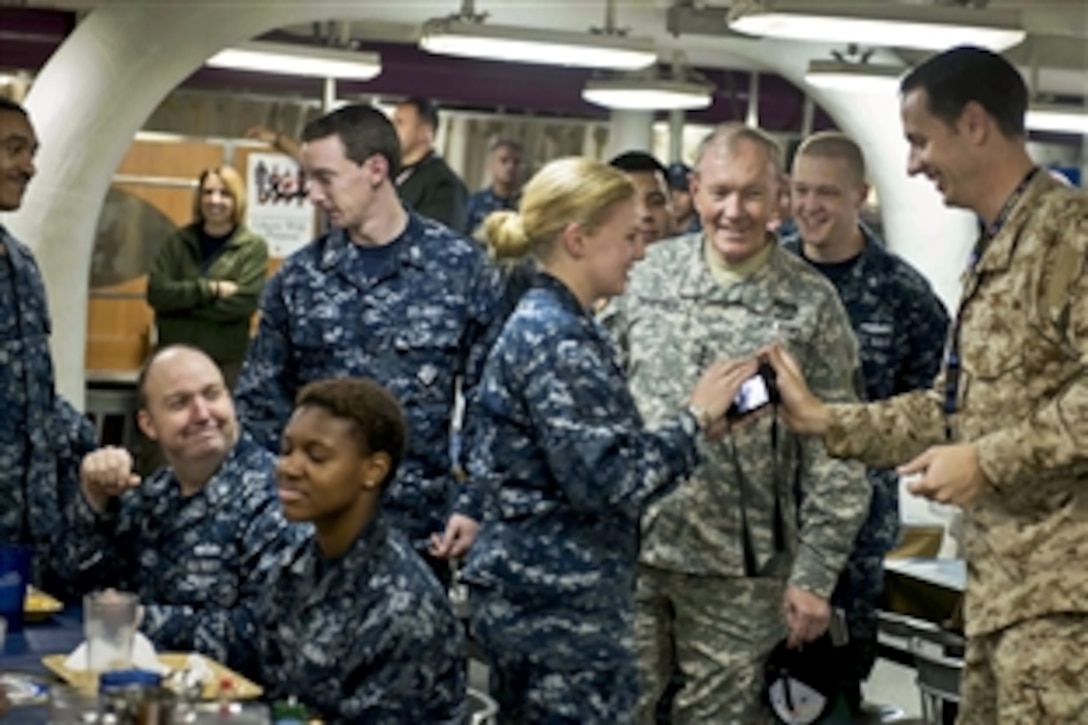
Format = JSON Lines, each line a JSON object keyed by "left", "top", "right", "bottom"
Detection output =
{"left": 55, "top": 347, "right": 303, "bottom": 667}
{"left": 464, "top": 158, "right": 753, "bottom": 724}
{"left": 602, "top": 126, "right": 870, "bottom": 723}
{"left": 0, "top": 98, "right": 97, "bottom": 595}
{"left": 249, "top": 378, "right": 466, "bottom": 724}
{"left": 769, "top": 47, "right": 1088, "bottom": 722}
{"left": 235, "top": 105, "right": 504, "bottom": 570}
{"left": 783, "top": 130, "right": 950, "bottom": 707}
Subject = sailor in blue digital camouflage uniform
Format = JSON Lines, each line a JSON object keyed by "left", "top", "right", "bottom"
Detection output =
{"left": 666, "top": 162, "right": 700, "bottom": 236}
{"left": 55, "top": 345, "right": 304, "bottom": 667}
{"left": 248, "top": 377, "right": 466, "bottom": 724}
{"left": 0, "top": 97, "right": 98, "bottom": 596}
{"left": 234, "top": 104, "right": 505, "bottom": 582}
{"left": 782, "top": 131, "right": 949, "bottom": 714}
{"left": 464, "top": 138, "right": 522, "bottom": 236}
{"left": 463, "top": 157, "right": 757, "bottom": 724}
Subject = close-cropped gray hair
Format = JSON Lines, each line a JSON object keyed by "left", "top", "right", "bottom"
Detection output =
{"left": 692, "top": 123, "right": 784, "bottom": 178}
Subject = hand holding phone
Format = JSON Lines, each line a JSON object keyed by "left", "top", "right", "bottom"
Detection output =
{"left": 726, "top": 361, "right": 780, "bottom": 421}
{"left": 687, "top": 358, "right": 761, "bottom": 428}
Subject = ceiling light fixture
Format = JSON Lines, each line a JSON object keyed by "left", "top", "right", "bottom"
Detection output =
{"left": 1026, "top": 104, "right": 1088, "bottom": 135}
{"left": 804, "top": 59, "right": 903, "bottom": 93}
{"left": 583, "top": 78, "right": 713, "bottom": 110}
{"left": 419, "top": 0, "right": 657, "bottom": 70}
{"left": 727, "top": 0, "right": 1026, "bottom": 52}
{"left": 582, "top": 51, "right": 714, "bottom": 110}
{"left": 206, "top": 41, "right": 382, "bottom": 80}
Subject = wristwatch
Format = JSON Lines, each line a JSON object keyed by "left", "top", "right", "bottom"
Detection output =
{"left": 686, "top": 403, "right": 713, "bottom": 431}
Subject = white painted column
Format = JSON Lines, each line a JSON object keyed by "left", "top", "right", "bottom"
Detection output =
{"left": 322, "top": 77, "right": 338, "bottom": 112}
{"left": 607, "top": 110, "right": 654, "bottom": 158}
{"left": 668, "top": 108, "right": 685, "bottom": 162}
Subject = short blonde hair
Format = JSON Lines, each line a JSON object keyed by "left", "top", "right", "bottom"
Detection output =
{"left": 192, "top": 166, "right": 247, "bottom": 226}
{"left": 482, "top": 157, "right": 634, "bottom": 261}
{"left": 795, "top": 131, "right": 867, "bottom": 187}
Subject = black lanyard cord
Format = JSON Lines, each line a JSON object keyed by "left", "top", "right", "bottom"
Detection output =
{"left": 941, "top": 167, "right": 1039, "bottom": 436}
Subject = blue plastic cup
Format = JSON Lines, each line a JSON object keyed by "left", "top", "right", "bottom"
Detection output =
{"left": 0, "top": 543, "right": 33, "bottom": 632}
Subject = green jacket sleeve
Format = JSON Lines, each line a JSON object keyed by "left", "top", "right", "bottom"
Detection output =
{"left": 146, "top": 228, "right": 215, "bottom": 314}
{"left": 190, "top": 234, "right": 269, "bottom": 324}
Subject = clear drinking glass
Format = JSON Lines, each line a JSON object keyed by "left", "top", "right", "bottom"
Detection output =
{"left": 83, "top": 590, "right": 139, "bottom": 672}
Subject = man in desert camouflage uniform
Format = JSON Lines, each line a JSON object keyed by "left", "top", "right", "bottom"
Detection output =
{"left": 602, "top": 124, "right": 870, "bottom": 723}
{"left": 782, "top": 131, "right": 950, "bottom": 713}
{"left": 768, "top": 46, "right": 1088, "bottom": 722}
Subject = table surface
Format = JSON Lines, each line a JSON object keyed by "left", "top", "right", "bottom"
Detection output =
{"left": 2, "top": 606, "right": 83, "bottom": 667}
{"left": 1, "top": 606, "right": 84, "bottom": 721}
{"left": 885, "top": 557, "right": 966, "bottom": 593}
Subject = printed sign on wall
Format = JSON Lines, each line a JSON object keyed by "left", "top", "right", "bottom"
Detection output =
{"left": 245, "top": 152, "right": 314, "bottom": 257}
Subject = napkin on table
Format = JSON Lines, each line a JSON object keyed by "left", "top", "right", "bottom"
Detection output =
{"left": 63, "top": 632, "right": 166, "bottom": 673}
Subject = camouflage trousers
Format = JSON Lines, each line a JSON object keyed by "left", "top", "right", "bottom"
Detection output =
{"left": 958, "top": 614, "right": 1088, "bottom": 723}
{"left": 468, "top": 586, "right": 639, "bottom": 724}
{"left": 635, "top": 565, "right": 786, "bottom": 724}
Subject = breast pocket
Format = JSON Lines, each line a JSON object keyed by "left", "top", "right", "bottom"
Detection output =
{"left": 291, "top": 314, "right": 357, "bottom": 381}
{"left": 392, "top": 322, "right": 461, "bottom": 406}
{"left": 959, "top": 292, "right": 1024, "bottom": 383}
{"left": 958, "top": 297, "right": 1025, "bottom": 420}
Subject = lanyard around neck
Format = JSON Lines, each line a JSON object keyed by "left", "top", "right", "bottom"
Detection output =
{"left": 942, "top": 167, "right": 1038, "bottom": 429}
{"left": 966, "top": 167, "right": 1040, "bottom": 274}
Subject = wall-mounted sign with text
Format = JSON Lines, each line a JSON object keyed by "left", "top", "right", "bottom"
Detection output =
{"left": 245, "top": 152, "right": 315, "bottom": 258}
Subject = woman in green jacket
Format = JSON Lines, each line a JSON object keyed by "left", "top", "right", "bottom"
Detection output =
{"left": 146, "top": 166, "right": 269, "bottom": 389}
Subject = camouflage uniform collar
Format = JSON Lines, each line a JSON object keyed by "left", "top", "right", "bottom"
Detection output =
{"left": 681, "top": 234, "right": 796, "bottom": 313}
{"left": 855, "top": 223, "right": 884, "bottom": 259}
{"left": 531, "top": 270, "right": 593, "bottom": 316}
{"left": 841, "top": 225, "right": 888, "bottom": 285}
{"left": 150, "top": 432, "right": 256, "bottom": 506}
{"left": 783, "top": 223, "right": 882, "bottom": 270}
{"left": 0, "top": 226, "right": 31, "bottom": 261}
{"left": 972, "top": 170, "right": 1053, "bottom": 275}
{"left": 318, "top": 212, "right": 428, "bottom": 273}
{"left": 290, "top": 513, "right": 390, "bottom": 584}
{"left": 202, "top": 433, "right": 263, "bottom": 506}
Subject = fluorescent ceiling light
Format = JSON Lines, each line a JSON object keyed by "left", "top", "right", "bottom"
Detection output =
{"left": 420, "top": 17, "right": 656, "bottom": 70}
{"left": 582, "top": 78, "right": 713, "bottom": 110}
{"left": 1026, "top": 104, "right": 1088, "bottom": 135}
{"left": 727, "top": 1, "right": 1026, "bottom": 51}
{"left": 804, "top": 60, "right": 903, "bottom": 93}
{"left": 207, "top": 41, "right": 382, "bottom": 80}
